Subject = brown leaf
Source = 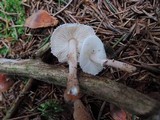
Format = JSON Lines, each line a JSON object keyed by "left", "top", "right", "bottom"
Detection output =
{"left": 110, "top": 104, "right": 127, "bottom": 120}
{"left": 0, "top": 74, "right": 13, "bottom": 92}
{"left": 0, "top": 74, "right": 6, "bottom": 83}
{"left": 24, "top": 10, "right": 58, "bottom": 29}
{"left": 73, "top": 99, "right": 93, "bottom": 120}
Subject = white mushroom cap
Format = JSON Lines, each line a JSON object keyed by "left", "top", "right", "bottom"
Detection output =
{"left": 79, "top": 35, "right": 107, "bottom": 75}
{"left": 50, "top": 23, "right": 95, "bottom": 62}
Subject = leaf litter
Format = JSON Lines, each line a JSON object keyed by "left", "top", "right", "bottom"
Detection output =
{"left": 0, "top": 0, "right": 160, "bottom": 120}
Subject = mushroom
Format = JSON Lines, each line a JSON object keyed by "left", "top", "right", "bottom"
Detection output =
{"left": 24, "top": 10, "right": 58, "bottom": 28}
{"left": 50, "top": 23, "right": 95, "bottom": 99}
{"left": 0, "top": 74, "right": 13, "bottom": 101}
{"left": 79, "top": 35, "right": 136, "bottom": 75}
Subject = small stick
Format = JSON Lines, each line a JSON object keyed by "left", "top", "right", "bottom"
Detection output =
{"left": 53, "top": 0, "right": 73, "bottom": 16}
{"left": 35, "top": 42, "right": 50, "bottom": 58}
{"left": 97, "top": 101, "right": 106, "bottom": 120}
{"left": 7, "top": 112, "right": 40, "bottom": 120}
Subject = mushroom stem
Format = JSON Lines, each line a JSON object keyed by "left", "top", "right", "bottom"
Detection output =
{"left": 67, "top": 39, "right": 79, "bottom": 96}
{"left": 103, "top": 59, "right": 136, "bottom": 73}
{"left": 90, "top": 55, "right": 136, "bottom": 73}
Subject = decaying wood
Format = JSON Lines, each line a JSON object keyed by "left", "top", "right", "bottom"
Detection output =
{"left": 0, "top": 58, "right": 159, "bottom": 117}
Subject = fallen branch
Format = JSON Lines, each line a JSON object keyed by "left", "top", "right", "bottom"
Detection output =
{"left": 0, "top": 58, "right": 159, "bottom": 118}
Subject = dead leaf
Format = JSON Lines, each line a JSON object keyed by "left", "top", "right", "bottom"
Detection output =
{"left": 24, "top": 10, "right": 58, "bottom": 29}
{"left": 110, "top": 104, "right": 127, "bottom": 120}
{"left": 0, "top": 74, "right": 13, "bottom": 101}
{"left": 0, "top": 74, "right": 13, "bottom": 92}
{"left": 73, "top": 99, "right": 93, "bottom": 120}
{"left": 0, "top": 74, "right": 6, "bottom": 83}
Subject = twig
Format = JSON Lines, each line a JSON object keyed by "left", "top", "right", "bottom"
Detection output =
{"left": 10, "top": 19, "right": 18, "bottom": 40}
{"left": 0, "top": 9, "right": 18, "bottom": 16}
{"left": 140, "top": 64, "right": 160, "bottom": 75}
{"left": 0, "top": 58, "right": 159, "bottom": 117}
{"left": 35, "top": 42, "right": 50, "bottom": 58}
{"left": 105, "top": 0, "right": 118, "bottom": 14}
{"left": 53, "top": 0, "right": 73, "bottom": 16}
{"left": 111, "top": 23, "right": 136, "bottom": 58}
{"left": 142, "top": 10, "right": 158, "bottom": 21}
{"left": 7, "top": 112, "right": 40, "bottom": 120}
{"left": 3, "top": 79, "right": 34, "bottom": 120}
{"left": 97, "top": 101, "right": 106, "bottom": 120}
{"left": 0, "top": 17, "right": 7, "bottom": 23}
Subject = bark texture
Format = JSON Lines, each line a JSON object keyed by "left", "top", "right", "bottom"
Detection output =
{"left": 0, "top": 58, "right": 159, "bottom": 117}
